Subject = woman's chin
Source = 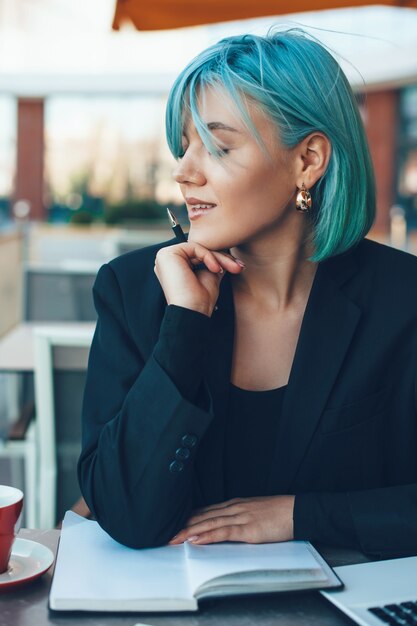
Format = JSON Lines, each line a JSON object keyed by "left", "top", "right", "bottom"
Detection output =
{"left": 187, "top": 230, "right": 229, "bottom": 251}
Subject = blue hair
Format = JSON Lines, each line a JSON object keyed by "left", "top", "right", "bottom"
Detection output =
{"left": 165, "top": 29, "right": 375, "bottom": 261}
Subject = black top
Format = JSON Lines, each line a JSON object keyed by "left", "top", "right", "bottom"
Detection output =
{"left": 224, "top": 383, "right": 287, "bottom": 499}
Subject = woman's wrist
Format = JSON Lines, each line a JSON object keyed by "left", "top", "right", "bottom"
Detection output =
{"left": 167, "top": 300, "right": 212, "bottom": 317}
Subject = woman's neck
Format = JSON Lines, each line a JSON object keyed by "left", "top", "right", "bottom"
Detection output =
{"left": 230, "top": 218, "right": 317, "bottom": 312}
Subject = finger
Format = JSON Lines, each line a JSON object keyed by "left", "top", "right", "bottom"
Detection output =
{"left": 170, "top": 514, "right": 245, "bottom": 544}
{"left": 188, "top": 524, "right": 250, "bottom": 545}
{"left": 157, "top": 243, "right": 222, "bottom": 274}
{"left": 190, "top": 258, "right": 223, "bottom": 274}
{"left": 169, "top": 516, "right": 233, "bottom": 544}
{"left": 158, "top": 242, "right": 244, "bottom": 277}
{"left": 183, "top": 246, "right": 224, "bottom": 274}
{"left": 176, "top": 243, "right": 244, "bottom": 274}
{"left": 185, "top": 503, "right": 245, "bottom": 528}
{"left": 212, "top": 251, "right": 245, "bottom": 274}
{"left": 192, "top": 498, "right": 245, "bottom": 516}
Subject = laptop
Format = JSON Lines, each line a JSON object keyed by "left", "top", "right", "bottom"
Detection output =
{"left": 320, "top": 556, "right": 417, "bottom": 625}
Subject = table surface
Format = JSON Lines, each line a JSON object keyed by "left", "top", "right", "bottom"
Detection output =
{"left": 0, "top": 322, "right": 95, "bottom": 372}
{"left": 0, "top": 528, "right": 372, "bottom": 626}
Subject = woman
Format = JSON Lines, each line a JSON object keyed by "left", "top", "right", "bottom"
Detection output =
{"left": 78, "top": 30, "right": 417, "bottom": 557}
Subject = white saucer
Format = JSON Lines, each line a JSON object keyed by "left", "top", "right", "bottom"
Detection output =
{"left": 0, "top": 538, "right": 54, "bottom": 590}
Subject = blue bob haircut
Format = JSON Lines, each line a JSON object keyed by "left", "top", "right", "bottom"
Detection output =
{"left": 165, "top": 29, "right": 376, "bottom": 262}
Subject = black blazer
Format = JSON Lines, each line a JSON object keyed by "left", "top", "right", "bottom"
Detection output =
{"left": 78, "top": 238, "right": 417, "bottom": 556}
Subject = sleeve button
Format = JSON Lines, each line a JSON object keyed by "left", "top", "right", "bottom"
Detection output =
{"left": 175, "top": 447, "right": 191, "bottom": 461}
{"left": 169, "top": 460, "right": 184, "bottom": 473}
{"left": 181, "top": 434, "right": 198, "bottom": 448}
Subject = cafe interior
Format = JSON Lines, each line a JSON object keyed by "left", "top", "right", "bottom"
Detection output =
{"left": 1, "top": 0, "right": 417, "bottom": 623}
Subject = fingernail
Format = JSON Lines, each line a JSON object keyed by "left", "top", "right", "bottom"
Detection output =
{"left": 187, "top": 535, "right": 199, "bottom": 543}
{"left": 218, "top": 267, "right": 224, "bottom": 274}
{"left": 234, "top": 259, "right": 245, "bottom": 268}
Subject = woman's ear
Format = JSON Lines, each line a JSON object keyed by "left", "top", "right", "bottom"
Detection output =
{"left": 296, "top": 133, "right": 331, "bottom": 189}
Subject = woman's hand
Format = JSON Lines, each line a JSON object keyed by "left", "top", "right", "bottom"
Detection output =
{"left": 154, "top": 242, "right": 244, "bottom": 317}
{"left": 168, "top": 495, "right": 295, "bottom": 545}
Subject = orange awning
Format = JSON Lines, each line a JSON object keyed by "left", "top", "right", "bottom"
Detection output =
{"left": 112, "top": 0, "right": 417, "bottom": 31}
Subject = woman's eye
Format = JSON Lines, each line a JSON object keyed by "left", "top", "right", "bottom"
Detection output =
{"left": 212, "top": 147, "right": 230, "bottom": 157}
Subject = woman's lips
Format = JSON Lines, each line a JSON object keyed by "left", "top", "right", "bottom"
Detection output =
{"left": 188, "top": 205, "right": 217, "bottom": 220}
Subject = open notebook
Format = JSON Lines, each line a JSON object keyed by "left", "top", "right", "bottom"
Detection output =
{"left": 49, "top": 512, "right": 342, "bottom": 612}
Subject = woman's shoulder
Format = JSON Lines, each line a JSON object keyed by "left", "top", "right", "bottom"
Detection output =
{"left": 109, "top": 237, "right": 176, "bottom": 273}
{"left": 324, "top": 237, "right": 417, "bottom": 308}
{"left": 90, "top": 238, "right": 176, "bottom": 314}
{"left": 344, "top": 238, "right": 417, "bottom": 311}
{"left": 95, "top": 238, "right": 176, "bottom": 290}
{"left": 356, "top": 238, "right": 417, "bottom": 279}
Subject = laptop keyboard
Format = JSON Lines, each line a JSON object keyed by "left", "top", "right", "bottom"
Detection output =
{"left": 368, "top": 601, "right": 417, "bottom": 624}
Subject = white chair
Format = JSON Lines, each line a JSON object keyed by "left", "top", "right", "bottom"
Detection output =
{"left": 24, "top": 264, "right": 98, "bottom": 322}
{"left": 0, "top": 232, "right": 33, "bottom": 522}
{"left": 33, "top": 325, "right": 94, "bottom": 528}
{"left": 0, "top": 337, "right": 37, "bottom": 528}
{"left": 0, "top": 415, "right": 37, "bottom": 528}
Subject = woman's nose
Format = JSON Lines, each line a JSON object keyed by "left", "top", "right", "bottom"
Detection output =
{"left": 172, "top": 153, "right": 206, "bottom": 186}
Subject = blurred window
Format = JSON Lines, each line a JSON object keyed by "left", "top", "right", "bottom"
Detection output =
{"left": 398, "top": 85, "right": 417, "bottom": 227}
{"left": 0, "top": 97, "right": 17, "bottom": 211}
{"left": 44, "top": 96, "right": 182, "bottom": 215}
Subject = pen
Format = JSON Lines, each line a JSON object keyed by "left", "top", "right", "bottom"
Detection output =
{"left": 166, "top": 207, "right": 187, "bottom": 243}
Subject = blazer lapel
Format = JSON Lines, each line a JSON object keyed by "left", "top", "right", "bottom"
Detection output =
{"left": 194, "top": 274, "right": 235, "bottom": 505}
{"left": 267, "top": 250, "right": 362, "bottom": 494}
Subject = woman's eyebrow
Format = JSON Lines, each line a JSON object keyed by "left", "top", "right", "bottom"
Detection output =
{"left": 207, "top": 122, "right": 240, "bottom": 133}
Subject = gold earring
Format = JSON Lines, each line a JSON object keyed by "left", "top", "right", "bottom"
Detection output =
{"left": 296, "top": 183, "right": 312, "bottom": 212}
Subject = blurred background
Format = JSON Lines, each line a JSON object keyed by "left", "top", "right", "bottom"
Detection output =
{"left": 0, "top": 0, "right": 417, "bottom": 527}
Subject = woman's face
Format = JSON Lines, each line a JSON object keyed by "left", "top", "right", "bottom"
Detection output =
{"left": 173, "top": 86, "right": 300, "bottom": 251}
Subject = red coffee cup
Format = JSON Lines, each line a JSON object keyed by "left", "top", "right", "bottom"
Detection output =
{"left": 0, "top": 485, "right": 24, "bottom": 573}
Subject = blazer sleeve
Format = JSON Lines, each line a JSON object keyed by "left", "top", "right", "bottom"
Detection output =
{"left": 294, "top": 484, "right": 417, "bottom": 558}
{"left": 347, "top": 365, "right": 417, "bottom": 557}
{"left": 348, "top": 483, "right": 417, "bottom": 557}
{"left": 78, "top": 263, "right": 215, "bottom": 548}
